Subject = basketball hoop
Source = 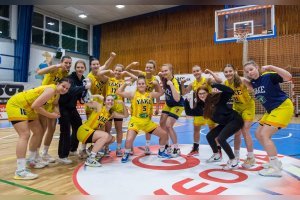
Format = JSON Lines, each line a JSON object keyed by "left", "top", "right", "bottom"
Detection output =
{"left": 234, "top": 29, "right": 250, "bottom": 43}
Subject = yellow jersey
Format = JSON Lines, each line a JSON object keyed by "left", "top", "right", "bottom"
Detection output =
{"left": 9, "top": 84, "right": 57, "bottom": 109}
{"left": 131, "top": 91, "right": 153, "bottom": 119}
{"left": 84, "top": 106, "right": 111, "bottom": 129}
{"left": 42, "top": 68, "right": 68, "bottom": 85}
{"left": 224, "top": 80, "right": 253, "bottom": 105}
{"left": 191, "top": 77, "right": 212, "bottom": 93}
{"left": 105, "top": 77, "right": 124, "bottom": 100}
{"left": 142, "top": 72, "right": 157, "bottom": 92}
{"left": 87, "top": 72, "right": 106, "bottom": 96}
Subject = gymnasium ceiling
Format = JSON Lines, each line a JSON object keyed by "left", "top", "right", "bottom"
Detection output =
{"left": 34, "top": 5, "right": 177, "bottom": 25}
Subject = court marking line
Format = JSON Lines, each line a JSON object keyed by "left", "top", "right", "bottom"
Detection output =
{"left": 0, "top": 178, "right": 53, "bottom": 195}
{"left": 0, "top": 133, "right": 16, "bottom": 140}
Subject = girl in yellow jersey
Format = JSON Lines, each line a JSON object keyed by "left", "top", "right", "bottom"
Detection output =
{"left": 98, "top": 63, "right": 138, "bottom": 157}
{"left": 116, "top": 76, "right": 170, "bottom": 163}
{"left": 223, "top": 64, "right": 256, "bottom": 168}
{"left": 77, "top": 95, "right": 129, "bottom": 167}
{"left": 85, "top": 52, "right": 116, "bottom": 118}
{"left": 180, "top": 65, "right": 222, "bottom": 156}
{"left": 6, "top": 78, "right": 71, "bottom": 180}
{"left": 33, "top": 55, "right": 72, "bottom": 164}
{"left": 125, "top": 60, "right": 160, "bottom": 155}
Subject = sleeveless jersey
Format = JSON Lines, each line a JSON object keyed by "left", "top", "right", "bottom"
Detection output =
{"left": 191, "top": 77, "right": 212, "bottom": 92}
{"left": 224, "top": 80, "right": 253, "bottom": 105}
{"left": 142, "top": 72, "right": 157, "bottom": 92}
{"left": 164, "top": 77, "right": 184, "bottom": 107}
{"left": 87, "top": 72, "right": 106, "bottom": 96}
{"left": 131, "top": 91, "right": 153, "bottom": 118}
{"left": 105, "top": 77, "right": 124, "bottom": 100}
{"left": 83, "top": 106, "right": 111, "bottom": 129}
{"left": 42, "top": 68, "right": 68, "bottom": 85}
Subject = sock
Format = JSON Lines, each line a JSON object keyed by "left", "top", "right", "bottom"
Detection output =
{"left": 117, "top": 143, "right": 122, "bottom": 149}
{"left": 125, "top": 149, "right": 131, "bottom": 154}
{"left": 159, "top": 145, "right": 165, "bottom": 152}
{"left": 36, "top": 148, "right": 41, "bottom": 159}
{"left": 28, "top": 150, "right": 36, "bottom": 161}
{"left": 16, "top": 158, "right": 26, "bottom": 171}
{"left": 234, "top": 150, "right": 240, "bottom": 156}
{"left": 146, "top": 140, "right": 150, "bottom": 146}
{"left": 173, "top": 144, "right": 179, "bottom": 149}
{"left": 42, "top": 146, "right": 49, "bottom": 155}
{"left": 90, "top": 152, "right": 96, "bottom": 159}
{"left": 193, "top": 143, "right": 199, "bottom": 150}
{"left": 247, "top": 152, "right": 254, "bottom": 158}
{"left": 269, "top": 156, "right": 280, "bottom": 168}
{"left": 81, "top": 144, "right": 87, "bottom": 151}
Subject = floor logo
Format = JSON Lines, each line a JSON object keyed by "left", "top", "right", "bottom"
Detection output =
{"left": 73, "top": 145, "right": 300, "bottom": 195}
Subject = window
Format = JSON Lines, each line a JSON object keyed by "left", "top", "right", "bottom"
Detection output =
{"left": 31, "top": 11, "right": 89, "bottom": 54}
{"left": 0, "top": 5, "right": 10, "bottom": 38}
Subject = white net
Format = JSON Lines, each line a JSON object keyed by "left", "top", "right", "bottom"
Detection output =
{"left": 234, "top": 29, "right": 250, "bottom": 43}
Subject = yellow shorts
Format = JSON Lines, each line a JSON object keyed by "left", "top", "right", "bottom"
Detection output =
{"left": 233, "top": 100, "right": 255, "bottom": 122}
{"left": 77, "top": 124, "right": 95, "bottom": 144}
{"left": 162, "top": 104, "right": 184, "bottom": 120}
{"left": 6, "top": 98, "right": 38, "bottom": 121}
{"left": 128, "top": 116, "right": 158, "bottom": 134}
{"left": 194, "top": 116, "right": 216, "bottom": 127}
{"left": 259, "top": 98, "right": 294, "bottom": 128}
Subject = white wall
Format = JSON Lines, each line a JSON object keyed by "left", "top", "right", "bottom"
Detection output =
{"left": 0, "top": 38, "right": 15, "bottom": 81}
{"left": 28, "top": 44, "right": 89, "bottom": 87}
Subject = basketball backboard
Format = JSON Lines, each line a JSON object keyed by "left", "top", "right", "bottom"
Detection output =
{"left": 214, "top": 5, "right": 276, "bottom": 43}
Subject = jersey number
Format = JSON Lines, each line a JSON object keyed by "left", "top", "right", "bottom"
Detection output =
{"left": 142, "top": 106, "right": 147, "bottom": 112}
{"left": 111, "top": 88, "right": 116, "bottom": 93}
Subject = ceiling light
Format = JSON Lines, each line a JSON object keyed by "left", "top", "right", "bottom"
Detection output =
{"left": 116, "top": 5, "right": 125, "bottom": 9}
{"left": 47, "top": 22, "right": 55, "bottom": 26}
{"left": 79, "top": 14, "right": 87, "bottom": 19}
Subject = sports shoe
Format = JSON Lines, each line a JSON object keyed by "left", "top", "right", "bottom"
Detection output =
{"left": 258, "top": 167, "right": 282, "bottom": 177}
{"left": 78, "top": 149, "right": 88, "bottom": 159}
{"left": 69, "top": 151, "right": 78, "bottom": 156}
{"left": 144, "top": 146, "right": 151, "bottom": 155}
{"left": 158, "top": 149, "right": 171, "bottom": 158}
{"left": 242, "top": 157, "right": 256, "bottom": 168}
{"left": 121, "top": 153, "right": 130, "bottom": 163}
{"left": 261, "top": 160, "right": 283, "bottom": 170}
{"left": 104, "top": 147, "right": 110, "bottom": 157}
{"left": 42, "top": 153, "right": 56, "bottom": 163}
{"left": 116, "top": 148, "right": 123, "bottom": 157}
{"left": 26, "top": 159, "right": 47, "bottom": 169}
{"left": 206, "top": 153, "right": 222, "bottom": 163}
{"left": 85, "top": 157, "right": 102, "bottom": 167}
{"left": 166, "top": 145, "right": 172, "bottom": 154}
{"left": 14, "top": 169, "right": 38, "bottom": 180}
{"left": 35, "top": 156, "right": 49, "bottom": 166}
{"left": 57, "top": 157, "right": 73, "bottom": 165}
{"left": 171, "top": 148, "right": 181, "bottom": 158}
{"left": 223, "top": 159, "right": 239, "bottom": 170}
{"left": 96, "top": 152, "right": 105, "bottom": 162}
{"left": 187, "top": 148, "right": 199, "bottom": 157}
{"left": 86, "top": 145, "right": 93, "bottom": 156}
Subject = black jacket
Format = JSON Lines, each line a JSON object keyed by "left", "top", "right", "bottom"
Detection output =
{"left": 59, "top": 72, "right": 85, "bottom": 110}
{"left": 184, "top": 99, "right": 204, "bottom": 116}
{"left": 210, "top": 83, "right": 240, "bottom": 125}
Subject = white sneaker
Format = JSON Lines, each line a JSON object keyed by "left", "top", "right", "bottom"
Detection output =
{"left": 42, "top": 153, "right": 56, "bottom": 163}
{"left": 206, "top": 153, "right": 222, "bottom": 163}
{"left": 14, "top": 169, "right": 38, "bottom": 180}
{"left": 26, "top": 159, "right": 47, "bottom": 169}
{"left": 69, "top": 151, "right": 78, "bottom": 156}
{"left": 85, "top": 157, "right": 102, "bottom": 167}
{"left": 223, "top": 159, "right": 239, "bottom": 170}
{"left": 35, "top": 156, "right": 49, "bottom": 166}
{"left": 57, "top": 157, "right": 73, "bottom": 165}
{"left": 258, "top": 167, "right": 282, "bottom": 177}
{"left": 261, "top": 160, "right": 283, "bottom": 170}
{"left": 242, "top": 157, "right": 256, "bottom": 168}
{"left": 171, "top": 148, "right": 181, "bottom": 158}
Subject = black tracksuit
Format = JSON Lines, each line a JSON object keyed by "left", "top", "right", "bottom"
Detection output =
{"left": 58, "top": 72, "right": 85, "bottom": 158}
{"left": 185, "top": 83, "right": 244, "bottom": 159}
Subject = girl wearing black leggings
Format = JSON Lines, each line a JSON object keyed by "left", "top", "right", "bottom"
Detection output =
{"left": 187, "top": 83, "right": 244, "bottom": 170}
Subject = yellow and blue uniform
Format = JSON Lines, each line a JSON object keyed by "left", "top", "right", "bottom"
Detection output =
{"left": 191, "top": 78, "right": 215, "bottom": 127}
{"left": 128, "top": 91, "right": 158, "bottom": 133}
{"left": 224, "top": 80, "right": 255, "bottom": 121}
{"left": 42, "top": 68, "right": 68, "bottom": 86}
{"left": 105, "top": 77, "right": 124, "bottom": 113}
{"left": 85, "top": 72, "right": 106, "bottom": 116}
{"left": 162, "top": 77, "right": 184, "bottom": 119}
{"left": 6, "top": 84, "right": 57, "bottom": 121}
{"left": 77, "top": 106, "right": 112, "bottom": 143}
{"left": 250, "top": 72, "right": 294, "bottom": 128}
